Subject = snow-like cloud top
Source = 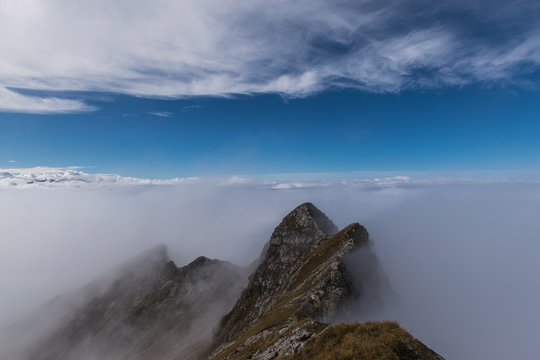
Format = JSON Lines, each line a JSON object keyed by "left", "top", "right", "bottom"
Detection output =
{"left": 0, "top": 166, "right": 524, "bottom": 189}
{"left": 0, "top": 167, "right": 197, "bottom": 187}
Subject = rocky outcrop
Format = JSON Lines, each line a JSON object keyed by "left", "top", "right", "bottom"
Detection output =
{"left": 208, "top": 203, "right": 375, "bottom": 360}
{"left": 208, "top": 202, "right": 442, "bottom": 360}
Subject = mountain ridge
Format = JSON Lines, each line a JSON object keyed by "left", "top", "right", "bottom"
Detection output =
{"left": 208, "top": 205, "right": 377, "bottom": 360}
{"left": 0, "top": 202, "right": 444, "bottom": 360}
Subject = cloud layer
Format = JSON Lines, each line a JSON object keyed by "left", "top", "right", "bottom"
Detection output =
{"left": 1, "top": 168, "right": 540, "bottom": 359}
{"left": 0, "top": 167, "right": 198, "bottom": 187}
{"left": 1, "top": 0, "right": 539, "bottom": 112}
{"left": 0, "top": 166, "right": 515, "bottom": 189}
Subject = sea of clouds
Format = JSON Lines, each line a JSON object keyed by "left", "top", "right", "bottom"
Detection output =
{"left": 1, "top": 167, "right": 539, "bottom": 360}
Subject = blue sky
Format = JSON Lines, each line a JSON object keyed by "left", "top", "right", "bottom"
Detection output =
{"left": 2, "top": 86, "right": 539, "bottom": 178}
{"left": 1, "top": 0, "right": 539, "bottom": 178}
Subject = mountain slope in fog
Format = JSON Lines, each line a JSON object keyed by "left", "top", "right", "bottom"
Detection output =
{"left": 1, "top": 202, "right": 443, "bottom": 360}
{"left": 2, "top": 246, "right": 245, "bottom": 360}
{"left": 208, "top": 202, "right": 442, "bottom": 360}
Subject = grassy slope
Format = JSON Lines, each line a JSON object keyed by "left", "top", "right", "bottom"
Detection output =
{"left": 281, "top": 322, "right": 442, "bottom": 360}
{"left": 210, "top": 225, "right": 362, "bottom": 360}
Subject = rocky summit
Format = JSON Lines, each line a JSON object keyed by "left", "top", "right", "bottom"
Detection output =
{"left": 209, "top": 203, "right": 368, "bottom": 359}
{"left": 0, "top": 203, "right": 444, "bottom": 360}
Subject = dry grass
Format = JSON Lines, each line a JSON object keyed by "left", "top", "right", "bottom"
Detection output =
{"left": 290, "top": 223, "right": 363, "bottom": 292}
{"left": 280, "top": 322, "right": 440, "bottom": 360}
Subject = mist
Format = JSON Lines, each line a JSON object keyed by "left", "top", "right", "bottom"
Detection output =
{"left": 1, "top": 179, "right": 539, "bottom": 359}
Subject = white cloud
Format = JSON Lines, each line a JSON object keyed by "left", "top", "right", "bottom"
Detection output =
{"left": 1, "top": 166, "right": 524, "bottom": 190}
{"left": 0, "top": 173, "right": 539, "bottom": 360}
{"left": 147, "top": 111, "right": 173, "bottom": 118}
{"left": 0, "top": 87, "right": 95, "bottom": 114}
{"left": 0, "top": 167, "right": 197, "bottom": 187}
{"left": 0, "top": 0, "right": 538, "bottom": 113}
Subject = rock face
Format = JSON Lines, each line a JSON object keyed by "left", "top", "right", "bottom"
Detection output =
{"left": 208, "top": 202, "right": 442, "bottom": 360}
{"left": 209, "top": 203, "right": 374, "bottom": 360}
{"left": 3, "top": 246, "right": 245, "bottom": 360}
{"left": 1, "top": 202, "right": 444, "bottom": 360}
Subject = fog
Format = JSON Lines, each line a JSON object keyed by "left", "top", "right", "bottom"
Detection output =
{"left": 1, "top": 179, "right": 539, "bottom": 359}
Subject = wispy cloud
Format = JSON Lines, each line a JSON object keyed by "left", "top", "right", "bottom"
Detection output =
{"left": 0, "top": 87, "right": 95, "bottom": 114}
{"left": 0, "top": 0, "right": 538, "bottom": 112}
{"left": 181, "top": 105, "right": 201, "bottom": 112}
{"left": 147, "top": 111, "right": 173, "bottom": 118}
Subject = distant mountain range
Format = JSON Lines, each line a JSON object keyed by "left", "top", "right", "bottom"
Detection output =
{"left": 0, "top": 203, "right": 443, "bottom": 360}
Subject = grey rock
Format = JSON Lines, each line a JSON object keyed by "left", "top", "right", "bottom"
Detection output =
{"left": 209, "top": 203, "right": 372, "bottom": 360}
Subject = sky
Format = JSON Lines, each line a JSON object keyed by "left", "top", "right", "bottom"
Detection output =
{"left": 1, "top": 0, "right": 540, "bottom": 178}
{"left": 1, "top": 2, "right": 540, "bottom": 359}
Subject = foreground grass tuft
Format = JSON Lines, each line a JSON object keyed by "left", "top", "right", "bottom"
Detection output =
{"left": 281, "top": 321, "right": 442, "bottom": 360}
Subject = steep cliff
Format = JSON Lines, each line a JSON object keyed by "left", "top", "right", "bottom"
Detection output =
{"left": 209, "top": 203, "right": 390, "bottom": 359}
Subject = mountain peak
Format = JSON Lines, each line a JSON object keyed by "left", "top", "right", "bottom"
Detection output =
{"left": 188, "top": 255, "right": 214, "bottom": 268}
{"left": 210, "top": 204, "right": 375, "bottom": 359}
{"left": 278, "top": 202, "right": 338, "bottom": 237}
{"left": 260, "top": 203, "right": 338, "bottom": 268}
